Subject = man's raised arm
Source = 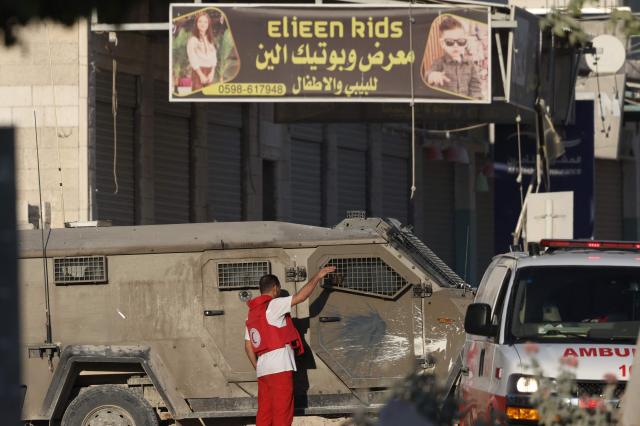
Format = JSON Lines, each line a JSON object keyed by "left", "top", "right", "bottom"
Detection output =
{"left": 291, "top": 266, "right": 336, "bottom": 306}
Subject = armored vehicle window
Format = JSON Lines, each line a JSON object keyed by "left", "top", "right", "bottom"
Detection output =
{"left": 217, "top": 261, "right": 270, "bottom": 289}
{"left": 54, "top": 256, "right": 108, "bottom": 285}
{"left": 322, "top": 257, "right": 409, "bottom": 298}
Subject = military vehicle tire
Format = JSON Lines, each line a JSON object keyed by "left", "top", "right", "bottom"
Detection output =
{"left": 61, "top": 385, "right": 159, "bottom": 426}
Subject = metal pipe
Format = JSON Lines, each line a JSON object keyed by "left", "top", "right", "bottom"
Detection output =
{"left": 512, "top": 182, "right": 534, "bottom": 246}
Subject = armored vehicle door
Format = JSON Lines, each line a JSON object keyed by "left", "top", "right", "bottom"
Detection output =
{"left": 307, "top": 246, "right": 421, "bottom": 388}
{"left": 200, "top": 249, "right": 294, "bottom": 382}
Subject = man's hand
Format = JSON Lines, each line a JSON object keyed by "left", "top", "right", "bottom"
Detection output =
{"left": 317, "top": 265, "right": 337, "bottom": 279}
{"left": 291, "top": 265, "right": 337, "bottom": 306}
{"left": 427, "top": 71, "right": 450, "bottom": 87}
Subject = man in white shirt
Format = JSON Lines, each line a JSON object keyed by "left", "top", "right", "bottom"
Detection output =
{"left": 244, "top": 266, "right": 336, "bottom": 426}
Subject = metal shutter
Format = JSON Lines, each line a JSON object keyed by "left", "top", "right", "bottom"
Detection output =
{"left": 289, "top": 123, "right": 323, "bottom": 142}
{"left": 475, "top": 154, "right": 495, "bottom": 273}
{"left": 336, "top": 124, "right": 367, "bottom": 218}
{"left": 208, "top": 104, "right": 243, "bottom": 221}
{"left": 422, "top": 160, "right": 455, "bottom": 267}
{"left": 382, "top": 130, "right": 410, "bottom": 224}
{"left": 153, "top": 80, "right": 190, "bottom": 224}
{"left": 290, "top": 124, "right": 323, "bottom": 226}
{"left": 594, "top": 159, "right": 623, "bottom": 240}
{"left": 95, "top": 70, "right": 136, "bottom": 225}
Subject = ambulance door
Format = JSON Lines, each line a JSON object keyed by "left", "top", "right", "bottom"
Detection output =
{"left": 487, "top": 263, "right": 514, "bottom": 398}
{"left": 199, "top": 249, "right": 293, "bottom": 382}
{"left": 461, "top": 260, "right": 512, "bottom": 421}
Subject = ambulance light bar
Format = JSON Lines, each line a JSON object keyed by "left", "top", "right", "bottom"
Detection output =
{"left": 539, "top": 239, "right": 640, "bottom": 251}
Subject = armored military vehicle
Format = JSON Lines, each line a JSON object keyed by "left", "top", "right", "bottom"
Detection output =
{"left": 18, "top": 217, "right": 471, "bottom": 425}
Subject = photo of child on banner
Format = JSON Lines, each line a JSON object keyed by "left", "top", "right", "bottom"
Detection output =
{"left": 171, "top": 7, "right": 241, "bottom": 95}
{"left": 420, "top": 14, "right": 489, "bottom": 101}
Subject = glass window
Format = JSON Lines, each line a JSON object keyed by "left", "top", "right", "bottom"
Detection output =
{"left": 475, "top": 265, "right": 509, "bottom": 313}
{"left": 509, "top": 266, "right": 640, "bottom": 343}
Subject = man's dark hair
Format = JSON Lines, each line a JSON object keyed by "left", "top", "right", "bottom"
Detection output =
{"left": 439, "top": 16, "right": 462, "bottom": 32}
{"left": 259, "top": 274, "right": 280, "bottom": 294}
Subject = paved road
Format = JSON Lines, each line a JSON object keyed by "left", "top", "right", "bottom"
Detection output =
{"left": 194, "top": 416, "right": 350, "bottom": 426}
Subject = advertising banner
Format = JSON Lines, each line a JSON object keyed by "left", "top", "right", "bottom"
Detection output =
{"left": 509, "top": 7, "right": 539, "bottom": 110}
{"left": 170, "top": 4, "right": 491, "bottom": 103}
{"left": 494, "top": 101, "right": 595, "bottom": 253}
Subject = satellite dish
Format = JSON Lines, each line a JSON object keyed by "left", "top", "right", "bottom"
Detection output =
{"left": 585, "top": 34, "right": 626, "bottom": 74}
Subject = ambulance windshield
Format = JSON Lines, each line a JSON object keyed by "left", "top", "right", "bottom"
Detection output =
{"left": 509, "top": 266, "right": 640, "bottom": 342}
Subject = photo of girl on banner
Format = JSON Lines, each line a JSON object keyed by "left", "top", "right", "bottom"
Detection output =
{"left": 420, "top": 14, "right": 489, "bottom": 101}
{"left": 171, "top": 7, "right": 240, "bottom": 96}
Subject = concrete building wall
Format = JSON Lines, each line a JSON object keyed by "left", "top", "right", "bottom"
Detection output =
{"left": 0, "top": 21, "right": 489, "bottom": 282}
{"left": 0, "top": 20, "right": 89, "bottom": 229}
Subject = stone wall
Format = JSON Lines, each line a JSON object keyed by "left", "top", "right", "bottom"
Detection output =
{"left": 0, "top": 20, "right": 89, "bottom": 228}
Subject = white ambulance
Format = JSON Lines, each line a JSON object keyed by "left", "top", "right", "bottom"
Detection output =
{"left": 459, "top": 239, "right": 640, "bottom": 424}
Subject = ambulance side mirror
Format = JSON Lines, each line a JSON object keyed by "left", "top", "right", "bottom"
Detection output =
{"left": 464, "top": 303, "right": 496, "bottom": 337}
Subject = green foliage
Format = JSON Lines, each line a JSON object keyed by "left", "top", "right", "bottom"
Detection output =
{"left": 540, "top": 0, "right": 590, "bottom": 46}
{"left": 346, "top": 372, "right": 461, "bottom": 426}
{"left": 216, "top": 29, "right": 239, "bottom": 82}
{"left": 347, "top": 352, "right": 623, "bottom": 426}
{"left": 542, "top": 0, "right": 640, "bottom": 45}
{"left": 172, "top": 28, "right": 191, "bottom": 79}
{"left": 389, "top": 373, "right": 459, "bottom": 425}
{"left": 609, "top": 9, "right": 640, "bottom": 38}
{"left": 528, "top": 357, "right": 620, "bottom": 425}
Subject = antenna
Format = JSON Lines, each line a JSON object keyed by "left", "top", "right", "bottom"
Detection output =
{"left": 585, "top": 34, "right": 626, "bottom": 74}
{"left": 34, "top": 111, "right": 53, "bottom": 345}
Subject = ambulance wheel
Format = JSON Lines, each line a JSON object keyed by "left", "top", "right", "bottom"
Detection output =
{"left": 61, "top": 385, "right": 159, "bottom": 426}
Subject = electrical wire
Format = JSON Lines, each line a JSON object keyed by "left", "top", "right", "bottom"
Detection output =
{"left": 612, "top": 71, "right": 621, "bottom": 106}
{"left": 409, "top": 1, "right": 417, "bottom": 200}
{"left": 112, "top": 58, "right": 119, "bottom": 194}
{"left": 386, "top": 122, "right": 489, "bottom": 137}
{"left": 407, "top": 0, "right": 427, "bottom": 366}
{"left": 423, "top": 123, "right": 489, "bottom": 134}
{"left": 516, "top": 114, "right": 524, "bottom": 207}
{"left": 593, "top": 51, "right": 611, "bottom": 137}
{"left": 33, "top": 111, "right": 54, "bottom": 358}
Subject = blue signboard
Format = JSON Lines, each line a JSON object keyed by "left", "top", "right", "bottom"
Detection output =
{"left": 494, "top": 100, "right": 595, "bottom": 252}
